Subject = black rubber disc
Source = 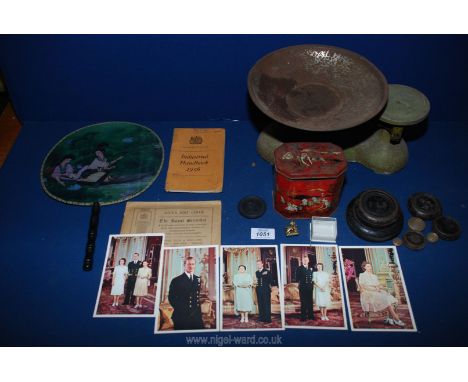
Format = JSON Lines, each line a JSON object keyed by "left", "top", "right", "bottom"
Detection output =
{"left": 432, "top": 216, "right": 461, "bottom": 241}
{"left": 238, "top": 195, "right": 267, "bottom": 219}
{"left": 408, "top": 192, "right": 443, "bottom": 221}
{"left": 402, "top": 231, "right": 426, "bottom": 250}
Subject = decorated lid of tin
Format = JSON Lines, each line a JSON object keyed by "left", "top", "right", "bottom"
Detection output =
{"left": 274, "top": 142, "right": 347, "bottom": 179}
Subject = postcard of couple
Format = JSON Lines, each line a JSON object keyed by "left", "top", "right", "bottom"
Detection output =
{"left": 282, "top": 244, "right": 348, "bottom": 330}
{"left": 94, "top": 233, "right": 165, "bottom": 318}
{"left": 220, "top": 245, "right": 285, "bottom": 331}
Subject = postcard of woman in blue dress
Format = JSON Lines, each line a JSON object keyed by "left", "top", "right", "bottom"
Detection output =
{"left": 233, "top": 265, "right": 254, "bottom": 323}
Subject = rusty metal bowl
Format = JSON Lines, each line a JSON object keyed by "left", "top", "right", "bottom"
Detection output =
{"left": 248, "top": 45, "right": 388, "bottom": 132}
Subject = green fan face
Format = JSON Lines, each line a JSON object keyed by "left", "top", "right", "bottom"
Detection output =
{"left": 41, "top": 122, "right": 164, "bottom": 206}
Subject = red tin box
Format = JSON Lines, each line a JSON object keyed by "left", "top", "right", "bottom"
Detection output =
{"left": 274, "top": 142, "right": 347, "bottom": 219}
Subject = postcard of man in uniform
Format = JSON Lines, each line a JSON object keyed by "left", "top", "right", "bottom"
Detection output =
{"left": 281, "top": 244, "right": 347, "bottom": 330}
{"left": 339, "top": 246, "right": 417, "bottom": 332}
{"left": 94, "top": 233, "right": 164, "bottom": 318}
{"left": 154, "top": 246, "right": 219, "bottom": 334}
{"left": 220, "top": 245, "right": 285, "bottom": 331}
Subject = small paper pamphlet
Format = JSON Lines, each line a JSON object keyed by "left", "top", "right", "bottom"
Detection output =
{"left": 165, "top": 128, "right": 225, "bottom": 192}
{"left": 120, "top": 201, "right": 221, "bottom": 246}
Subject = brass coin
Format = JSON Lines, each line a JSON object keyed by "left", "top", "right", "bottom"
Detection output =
{"left": 408, "top": 217, "right": 426, "bottom": 232}
{"left": 426, "top": 232, "right": 439, "bottom": 243}
{"left": 392, "top": 237, "right": 403, "bottom": 246}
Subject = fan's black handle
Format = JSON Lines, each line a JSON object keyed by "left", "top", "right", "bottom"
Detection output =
{"left": 83, "top": 202, "right": 100, "bottom": 271}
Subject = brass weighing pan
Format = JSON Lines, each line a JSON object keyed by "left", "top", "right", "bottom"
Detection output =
{"left": 248, "top": 44, "right": 388, "bottom": 132}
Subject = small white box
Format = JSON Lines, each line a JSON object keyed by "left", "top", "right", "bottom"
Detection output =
{"left": 310, "top": 216, "right": 337, "bottom": 243}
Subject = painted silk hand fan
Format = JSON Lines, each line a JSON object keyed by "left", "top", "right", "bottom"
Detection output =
{"left": 40, "top": 121, "right": 164, "bottom": 271}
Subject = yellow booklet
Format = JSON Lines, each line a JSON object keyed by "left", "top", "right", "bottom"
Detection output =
{"left": 165, "top": 128, "right": 225, "bottom": 192}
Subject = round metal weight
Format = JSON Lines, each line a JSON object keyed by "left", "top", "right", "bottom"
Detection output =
{"left": 408, "top": 192, "right": 443, "bottom": 221}
{"left": 403, "top": 231, "right": 426, "bottom": 250}
{"left": 393, "top": 237, "right": 403, "bottom": 246}
{"left": 346, "top": 195, "right": 403, "bottom": 242}
{"left": 355, "top": 189, "right": 401, "bottom": 227}
{"left": 238, "top": 196, "right": 267, "bottom": 219}
{"left": 408, "top": 217, "right": 426, "bottom": 232}
{"left": 426, "top": 232, "right": 439, "bottom": 243}
{"left": 432, "top": 216, "right": 461, "bottom": 241}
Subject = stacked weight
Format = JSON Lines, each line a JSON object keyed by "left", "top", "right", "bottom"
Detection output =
{"left": 346, "top": 189, "right": 403, "bottom": 242}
